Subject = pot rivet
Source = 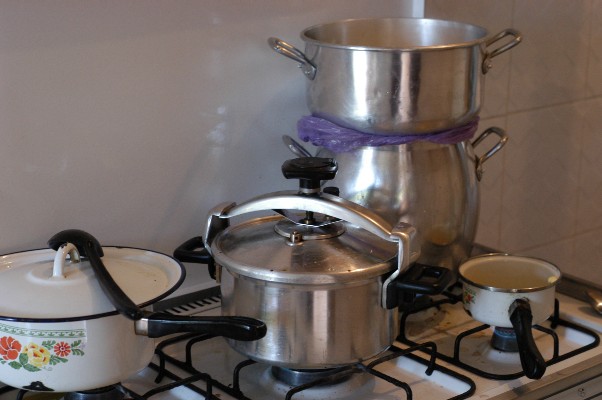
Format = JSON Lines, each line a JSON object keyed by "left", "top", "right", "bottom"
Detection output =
{"left": 288, "top": 231, "right": 303, "bottom": 244}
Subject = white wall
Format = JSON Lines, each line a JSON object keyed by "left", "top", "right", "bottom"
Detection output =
{"left": 0, "top": 1, "right": 422, "bottom": 264}
{"left": 425, "top": 0, "right": 602, "bottom": 285}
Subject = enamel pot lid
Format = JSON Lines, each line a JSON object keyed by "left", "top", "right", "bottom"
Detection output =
{"left": 0, "top": 233, "right": 185, "bottom": 321}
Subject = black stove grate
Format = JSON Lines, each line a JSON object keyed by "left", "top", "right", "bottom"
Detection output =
{"left": 150, "top": 333, "right": 476, "bottom": 400}
{"left": 397, "top": 290, "right": 601, "bottom": 380}
{"left": 226, "top": 342, "right": 474, "bottom": 400}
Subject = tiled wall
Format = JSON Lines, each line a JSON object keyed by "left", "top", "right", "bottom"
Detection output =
{"left": 0, "top": 1, "right": 421, "bottom": 288}
{"left": 425, "top": 0, "right": 602, "bottom": 284}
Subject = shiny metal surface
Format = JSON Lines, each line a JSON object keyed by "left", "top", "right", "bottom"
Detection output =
{"left": 212, "top": 215, "right": 397, "bottom": 285}
{"left": 270, "top": 18, "right": 521, "bottom": 135}
{"left": 282, "top": 128, "right": 506, "bottom": 271}
{"left": 318, "top": 141, "right": 480, "bottom": 271}
{"left": 205, "top": 187, "right": 419, "bottom": 367}
{"left": 587, "top": 290, "right": 602, "bottom": 315}
{"left": 220, "top": 266, "right": 398, "bottom": 368}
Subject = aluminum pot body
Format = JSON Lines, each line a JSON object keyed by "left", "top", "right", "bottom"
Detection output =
{"left": 317, "top": 141, "right": 479, "bottom": 271}
{"left": 271, "top": 18, "right": 521, "bottom": 134}
{"left": 219, "top": 266, "right": 398, "bottom": 368}
{"left": 0, "top": 314, "right": 152, "bottom": 392}
{"left": 459, "top": 254, "right": 561, "bottom": 328}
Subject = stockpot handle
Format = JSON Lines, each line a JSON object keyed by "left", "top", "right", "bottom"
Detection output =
{"left": 471, "top": 126, "right": 508, "bottom": 181}
{"left": 268, "top": 37, "right": 317, "bottom": 80}
{"left": 482, "top": 28, "right": 522, "bottom": 74}
{"left": 173, "top": 236, "right": 217, "bottom": 280}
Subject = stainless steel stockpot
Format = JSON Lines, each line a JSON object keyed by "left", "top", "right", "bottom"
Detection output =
{"left": 176, "top": 158, "right": 451, "bottom": 368}
{"left": 288, "top": 127, "right": 507, "bottom": 272}
{"left": 269, "top": 18, "right": 521, "bottom": 135}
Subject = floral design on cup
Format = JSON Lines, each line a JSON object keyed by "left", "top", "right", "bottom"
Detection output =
{"left": 0, "top": 336, "right": 85, "bottom": 372}
{"left": 463, "top": 287, "right": 477, "bottom": 305}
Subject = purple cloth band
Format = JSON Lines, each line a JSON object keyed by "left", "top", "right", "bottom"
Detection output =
{"left": 297, "top": 116, "right": 480, "bottom": 153}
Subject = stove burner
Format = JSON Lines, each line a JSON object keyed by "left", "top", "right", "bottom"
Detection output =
{"left": 64, "top": 386, "right": 124, "bottom": 400}
{"left": 490, "top": 327, "right": 519, "bottom": 352}
{"left": 398, "top": 293, "right": 601, "bottom": 380}
{"left": 271, "top": 366, "right": 352, "bottom": 386}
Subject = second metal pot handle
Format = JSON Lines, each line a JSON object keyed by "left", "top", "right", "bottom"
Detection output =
{"left": 268, "top": 37, "right": 317, "bottom": 80}
{"left": 471, "top": 127, "right": 508, "bottom": 181}
{"left": 482, "top": 28, "right": 522, "bottom": 73}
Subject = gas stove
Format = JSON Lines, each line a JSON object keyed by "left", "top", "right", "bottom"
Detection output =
{"left": 2, "top": 263, "right": 602, "bottom": 400}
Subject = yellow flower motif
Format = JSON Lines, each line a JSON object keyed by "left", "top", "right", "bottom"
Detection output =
{"left": 22, "top": 343, "right": 51, "bottom": 368}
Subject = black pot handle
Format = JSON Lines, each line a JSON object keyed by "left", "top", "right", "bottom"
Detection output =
{"left": 48, "top": 229, "right": 144, "bottom": 321}
{"left": 137, "top": 312, "right": 267, "bottom": 341}
{"left": 385, "top": 263, "right": 453, "bottom": 309}
{"left": 173, "top": 236, "right": 216, "bottom": 280}
{"left": 509, "top": 298, "right": 547, "bottom": 379}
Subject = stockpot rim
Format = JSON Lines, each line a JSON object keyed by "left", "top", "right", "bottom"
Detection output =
{"left": 300, "top": 17, "right": 490, "bottom": 52}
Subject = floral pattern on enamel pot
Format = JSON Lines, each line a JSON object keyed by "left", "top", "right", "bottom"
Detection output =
{"left": 0, "top": 322, "right": 86, "bottom": 373}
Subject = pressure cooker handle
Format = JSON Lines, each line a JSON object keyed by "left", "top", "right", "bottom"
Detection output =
{"left": 207, "top": 192, "right": 394, "bottom": 244}
{"left": 509, "top": 299, "right": 547, "bottom": 379}
{"left": 173, "top": 236, "right": 217, "bottom": 280}
{"left": 386, "top": 263, "right": 453, "bottom": 308}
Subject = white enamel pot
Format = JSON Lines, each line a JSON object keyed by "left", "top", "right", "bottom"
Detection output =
{"left": 458, "top": 254, "right": 561, "bottom": 380}
{"left": 0, "top": 229, "right": 266, "bottom": 393}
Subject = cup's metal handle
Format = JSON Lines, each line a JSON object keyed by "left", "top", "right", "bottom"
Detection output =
{"left": 268, "top": 37, "right": 317, "bottom": 80}
{"left": 482, "top": 29, "right": 522, "bottom": 74}
{"left": 471, "top": 127, "right": 508, "bottom": 181}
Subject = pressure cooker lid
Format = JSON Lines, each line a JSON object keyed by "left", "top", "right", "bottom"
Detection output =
{"left": 0, "top": 246, "right": 185, "bottom": 321}
{"left": 211, "top": 215, "right": 398, "bottom": 284}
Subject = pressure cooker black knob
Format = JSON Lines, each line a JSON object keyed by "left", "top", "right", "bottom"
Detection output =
{"left": 281, "top": 157, "right": 337, "bottom": 191}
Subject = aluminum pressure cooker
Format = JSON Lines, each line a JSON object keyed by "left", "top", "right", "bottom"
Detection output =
{"left": 175, "top": 157, "right": 451, "bottom": 368}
